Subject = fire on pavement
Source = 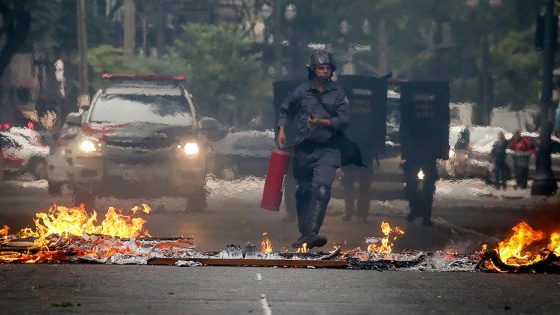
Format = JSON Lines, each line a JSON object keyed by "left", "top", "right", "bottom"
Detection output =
{"left": 0, "top": 203, "right": 559, "bottom": 272}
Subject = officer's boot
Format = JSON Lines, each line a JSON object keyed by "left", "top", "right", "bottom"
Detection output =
{"left": 421, "top": 176, "right": 436, "bottom": 227}
{"left": 304, "top": 186, "right": 330, "bottom": 249}
{"left": 356, "top": 194, "right": 370, "bottom": 223}
{"left": 342, "top": 181, "right": 355, "bottom": 221}
{"left": 342, "top": 197, "right": 354, "bottom": 221}
{"left": 291, "top": 186, "right": 312, "bottom": 248}
{"left": 406, "top": 190, "right": 421, "bottom": 222}
{"left": 421, "top": 205, "right": 433, "bottom": 227}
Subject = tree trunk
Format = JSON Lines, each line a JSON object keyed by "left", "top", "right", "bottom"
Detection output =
{"left": 377, "top": 19, "right": 388, "bottom": 75}
{"left": 124, "top": 0, "right": 136, "bottom": 57}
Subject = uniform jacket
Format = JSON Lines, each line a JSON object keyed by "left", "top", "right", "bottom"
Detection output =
{"left": 278, "top": 80, "right": 350, "bottom": 144}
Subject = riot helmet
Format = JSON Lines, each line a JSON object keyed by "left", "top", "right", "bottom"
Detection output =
{"left": 307, "top": 50, "right": 337, "bottom": 72}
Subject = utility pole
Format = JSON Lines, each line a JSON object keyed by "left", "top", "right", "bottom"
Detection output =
{"left": 273, "top": 0, "right": 283, "bottom": 79}
{"left": 123, "top": 0, "right": 136, "bottom": 58}
{"left": 531, "top": 0, "right": 558, "bottom": 195}
{"left": 77, "top": 0, "right": 89, "bottom": 107}
{"left": 377, "top": 19, "right": 388, "bottom": 75}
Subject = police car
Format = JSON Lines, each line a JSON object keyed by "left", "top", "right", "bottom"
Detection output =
{"left": 64, "top": 74, "right": 219, "bottom": 211}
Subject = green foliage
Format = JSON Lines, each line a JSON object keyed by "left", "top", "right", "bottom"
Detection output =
{"left": 9, "top": 0, "right": 555, "bottom": 123}
{"left": 172, "top": 23, "right": 272, "bottom": 122}
{"left": 87, "top": 44, "right": 190, "bottom": 90}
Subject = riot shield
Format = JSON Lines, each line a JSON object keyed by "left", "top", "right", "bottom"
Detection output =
{"left": 399, "top": 81, "right": 450, "bottom": 161}
{"left": 336, "top": 75, "right": 388, "bottom": 159}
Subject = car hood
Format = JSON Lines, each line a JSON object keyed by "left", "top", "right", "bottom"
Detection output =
{"left": 84, "top": 122, "right": 195, "bottom": 149}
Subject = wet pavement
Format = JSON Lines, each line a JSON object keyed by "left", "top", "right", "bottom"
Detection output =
{"left": 0, "top": 176, "right": 555, "bottom": 254}
{"left": 1, "top": 176, "right": 559, "bottom": 314}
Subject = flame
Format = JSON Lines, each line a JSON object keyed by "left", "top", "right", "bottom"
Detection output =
{"left": 549, "top": 232, "right": 559, "bottom": 255}
{"left": 496, "top": 221, "right": 545, "bottom": 266}
{"left": 261, "top": 232, "right": 273, "bottom": 253}
{"left": 296, "top": 243, "right": 309, "bottom": 254}
{"left": 131, "top": 204, "right": 152, "bottom": 214}
{"left": 1, "top": 225, "right": 8, "bottom": 237}
{"left": 367, "top": 221, "right": 405, "bottom": 253}
{"left": 17, "top": 204, "right": 150, "bottom": 249}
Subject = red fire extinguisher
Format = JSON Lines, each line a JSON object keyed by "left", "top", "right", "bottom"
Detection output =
{"left": 260, "top": 149, "right": 290, "bottom": 211}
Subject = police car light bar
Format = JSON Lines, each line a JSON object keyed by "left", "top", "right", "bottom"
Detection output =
{"left": 102, "top": 73, "right": 186, "bottom": 81}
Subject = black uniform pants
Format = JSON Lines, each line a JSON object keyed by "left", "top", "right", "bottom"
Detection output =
{"left": 403, "top": 159, "right": 438, "bottom": 220}
{"left": 340, "top": 158, "right": 373, "bottom": 216}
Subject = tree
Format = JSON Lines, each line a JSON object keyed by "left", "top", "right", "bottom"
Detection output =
{"left": 0, "top": 1, "right": 32, "bottom": 78}
{"left": 87, "top": 44, "right": 190, "bottom": 90}
{"left": 172, "top": 23, "right": 271, "bottom": 125}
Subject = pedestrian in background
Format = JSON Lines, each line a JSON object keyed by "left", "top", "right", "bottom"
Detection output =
{"left": 508, "top": 129, "right": 535, "bottom": 189}
{"left": 276, "top": 50, "right": 350, "bottom": 249}
{"left": 490, "top": 131, "right": 510, "bottom": 190}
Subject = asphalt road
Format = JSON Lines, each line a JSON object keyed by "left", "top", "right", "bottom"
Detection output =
{"left": 1, "top": 265, "right": 559, "bottom": 314}
{"left": 1, "top": 178, "right": 560, "bottom": 314}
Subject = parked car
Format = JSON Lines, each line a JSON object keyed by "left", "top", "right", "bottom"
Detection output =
{"left": 439, "top": 126, "right": 560, "bottom": 183}
{"left": 65, "top": 73, "right": 219, "bottom": 211}
{"left": 210, "top": 130, "right": 275, "bottom": 180}
{"left": 0, "top": 131, "right": 49, "bottom": 179}
{"left": 9, "top": 127, "right": 44, "bottom": 147}
{"left": 437, "top": 126, "right": 510, "bottom": 182}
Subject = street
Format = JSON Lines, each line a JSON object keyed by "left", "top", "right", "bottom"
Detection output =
{"left": 1, "top": 265, "right": 559, "bottom": 314}
{"left": 0, "top": 175, "right": 556, "bottom": 254}
{"left": 1, "top": 175, "right": 559, "bottom": 314}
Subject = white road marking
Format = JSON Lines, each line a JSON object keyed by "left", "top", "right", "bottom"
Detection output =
{"left": 256, "top": 273, "right": 262, "bottom": 280}
{"left": 260, "top": 294, "right": 272, "bottom": 315}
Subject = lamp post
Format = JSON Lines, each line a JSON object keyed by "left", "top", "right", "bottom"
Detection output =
{"left": 77, "top": 0, "right": 89, "bottom": 107}
{"left": 264, "top": 2, "right": 296, "bottom": 79}
{"left": 337, "top": 19, "right": 372, "bottom": 75}
{"left": 531, "top": 0, "right": 558, "bottom": 195}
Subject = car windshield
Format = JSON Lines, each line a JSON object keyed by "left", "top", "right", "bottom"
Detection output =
{"left": 89, "top": 93, "right": 194, "bottom": 126}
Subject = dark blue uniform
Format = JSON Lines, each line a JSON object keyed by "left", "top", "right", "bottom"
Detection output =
{"left": 278, "top": 80, "right": 350, "bottom": 248}
{"left": 278, "top": 80, "right": 350, "bottom": 187}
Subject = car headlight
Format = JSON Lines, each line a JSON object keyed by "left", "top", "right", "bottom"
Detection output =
{"left": 177, "top": 142, "right": 200, "bottom": 156}
{"left": 79, "top": 138, "right": 102, "bottom": 153}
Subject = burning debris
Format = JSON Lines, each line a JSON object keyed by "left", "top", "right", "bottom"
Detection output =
{"left": 478, "top": 221, "right": 560, "bottom": 273}
{"left": 1, "top": 205, "right": 559, "bottom": 272}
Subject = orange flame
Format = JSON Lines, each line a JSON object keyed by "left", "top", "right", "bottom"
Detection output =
{"left": 296, "top": 243, "right": 309, "bottom": 254}
{"left": 261, "top": 232, "right": 273, "bottom": 253}
{"left": 367, "top": 221, "right": 405, "bottom": 253}
{"left": 18, "top": 204, "right": 151, "bottom": 249}
{"left": 496, "top": 221, "right": 545, "bottom": 266}
{"left": 0, "top": 225, "right": 9, "bottom": 237}
{"left": 549, "top": 232, "right": 559, "bottom": 256}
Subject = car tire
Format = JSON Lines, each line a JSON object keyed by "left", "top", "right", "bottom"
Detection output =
{"left": 47, "top": 180, "right": 63, "bottom": 196}
{"left": 31, "top": 159, "right": 48, "bottom": 180}
{"left": 74, "top": 190, "right": 95, "bottom": 211}
{"left": 186, "top": 186, "right": 207, "bottom": 213}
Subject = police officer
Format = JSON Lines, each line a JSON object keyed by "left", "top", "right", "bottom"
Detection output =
{"left": 403, "top": 158, "right": 438, "bottom": 227}
{"left": 341, "top": 159, "right": 374, "bottom": 222}
{"left": 276, "top": 50, "right": 350, "bottom": 249}
{"left": 399, "top": 81, "right": 449, "bottom": 227}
